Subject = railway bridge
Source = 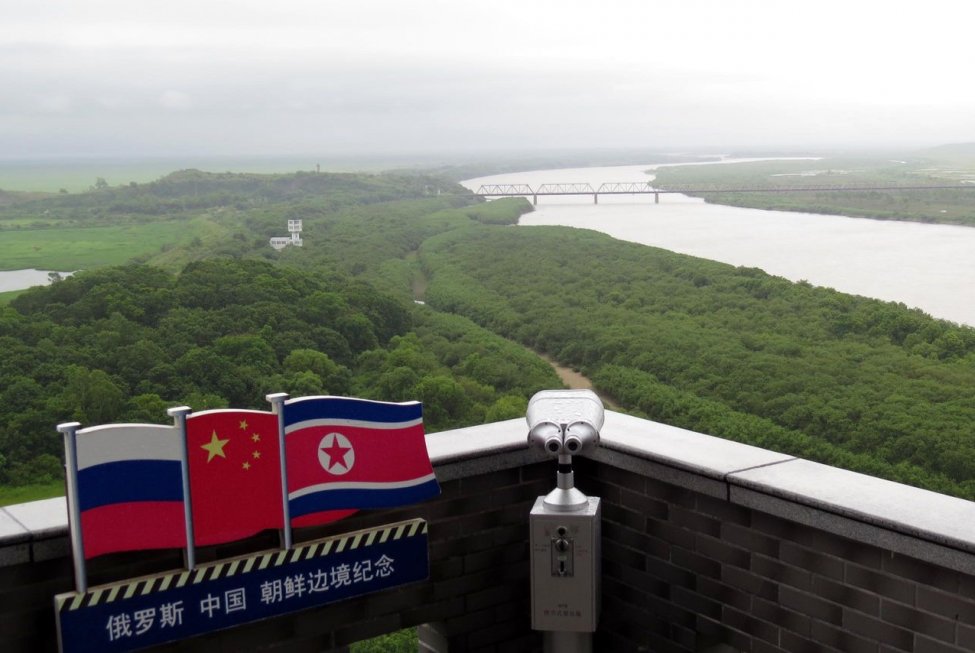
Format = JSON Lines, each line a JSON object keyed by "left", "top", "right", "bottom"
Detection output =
{"left": 475, "top": 181, "right": 975, "bottom": 205}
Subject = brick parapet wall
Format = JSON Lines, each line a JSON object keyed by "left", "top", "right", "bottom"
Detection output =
{"left": 3, "top": 413, "right": 975, "bottom": 652}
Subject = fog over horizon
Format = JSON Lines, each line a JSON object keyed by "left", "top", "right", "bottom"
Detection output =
{"left": 4, "top": 0, "right": 975, "bottom": 160}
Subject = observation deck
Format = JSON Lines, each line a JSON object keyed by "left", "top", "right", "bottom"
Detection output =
{"left": 3, "top": 412, "right": 975, "bottom": 651}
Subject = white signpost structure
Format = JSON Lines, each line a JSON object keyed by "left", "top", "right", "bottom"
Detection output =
{"left": 269, "top": 219, "right": 303, "bottom": 250}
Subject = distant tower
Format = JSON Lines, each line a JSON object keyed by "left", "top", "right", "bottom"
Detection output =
{"left": 288, "top": 219, "right": 303, "bottom": 246}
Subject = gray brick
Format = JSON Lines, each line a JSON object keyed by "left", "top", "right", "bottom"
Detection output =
{"left": 671, "top": 546, "right": 722, "bottom": 580}
{"left": 780, "top": 585, "right": 843, "bottom": 625}
{"left": 624, "top": 527, "right": 670, "bottom": 561}
{"left": 695, "top": 533, "right": 749, "bottom": 569}
{"left": 780, "top": 628, "right": 838, "bottom": 653}
{"left": 698, "top": 576, "right": 753, "bottom": 613}
{"left": 882, "top": 599, "right": 955, "bottom": 643}
{"left": 603, "top": 537, "right": 649, "bottom": 572}
{"left": 603, "top": 558, "right": 670, "bottom": 599}
{"left": 751, "top": 553, "right": 813, "bottom": 591}
{"left": 694, "top": 494, "right": 752, "bottom": 526}
{"left": 646, "top": 554, "right": 696, "bottom": 589}
{"left": 696, "top": 614, "right": 754, "bottom": 651}
{"left": 722, "top": 522, "right": 780, "bottom": 558}
{"left": 883, "top": 553, "right": 960, "bottom": 594}
{"left": 722, "top": 565, "right": 778, "bottom": 601}
{"left": 781, "top": 540, "right": 845, "bottom": 580}
{"left": 957, "top": 623, "right": 975, "bottom": 650}
{"left": 813, "top": 574, "right": 880, "bottom": 616}
{"left": 461, "top": 468, "right": 521, "bottom": 493}
{"left": 722, "top": 604, "right": 779, "bottom": 644}
{"left": 647, "top": 516, "right": 697, "bottom": 550}
{"left": 620, "top": 487, "right": 669, "bottom": 519}
{"left": 917, "top": 585, "right": 975, "bottom": 626}
{"left": 465, "top": 583, "right": 522, "bottom": 612}
{"left": 671, "top": 585, "right": 722, "bottom": 619}
{"left": 752, "top": 595, "right": 811, "bottom": 637}
{"left": 670, "top": 505, "right": 721, "bottom": 537}
{"left": 593, "top": 462, "right": 646, "bottom": 494}
{"left": 810, "top": 620, "right": 880, "bottom": 653}
{"left": 914, "top": 635, "right": 969, "bottom": 653}
{"left": 645, "top": 477, "right": 697, "bottom": 507}
{"left": 846, "top": 563, "right": 915, "bottom": 605}
{"left": 843, "top": 608, "right": 914, "bottom": 651}
{"left": 602, "top": 574, "right": 650, "bottom": 608}
{"left": 602, "top": 501, "right": 649, "bottom": 535}
{"left": 401, "top": 597, "right": 466, "bottom": 626}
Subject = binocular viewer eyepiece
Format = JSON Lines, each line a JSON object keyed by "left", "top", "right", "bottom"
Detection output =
{"left": 527, "top": 389, "right": 604, "bottom": 458}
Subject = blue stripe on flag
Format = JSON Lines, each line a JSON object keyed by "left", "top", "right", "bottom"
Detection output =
{"left": 283, "top": 396, "right": 422, "bottom": 429}
{"left": 78, "top": 460, "right": 184, "bottom": 511}
{"left": 289, "top": 479, "right": 440, "bottom": 518}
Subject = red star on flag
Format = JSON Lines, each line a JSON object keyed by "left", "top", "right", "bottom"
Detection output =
{"left": 318, "top": 433, "right": 354, "bottom": 475}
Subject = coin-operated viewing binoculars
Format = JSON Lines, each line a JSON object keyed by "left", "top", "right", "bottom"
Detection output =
{"left": 526, "top": 389, "right": 604, "bottom": 653}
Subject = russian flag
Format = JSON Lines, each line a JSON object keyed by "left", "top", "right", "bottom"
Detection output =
{"left": 75, "top": 424, "right": 186, "bottom": 559}
{"left": 283, "top": 396, "right": 440, "bottom": 526}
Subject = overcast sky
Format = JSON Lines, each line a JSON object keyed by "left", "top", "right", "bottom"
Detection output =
{"left": 3, "top": 0, "right": 974, "bottom": 159}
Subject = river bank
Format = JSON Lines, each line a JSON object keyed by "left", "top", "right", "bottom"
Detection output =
{"left": 652, "top": 157, "right": 975, "bottom": 227}
{"left": 463, "top": 163, "right": 975, "bottom": 326}
{"left": 0, "top": 269, "right": 73, "bottom": 293}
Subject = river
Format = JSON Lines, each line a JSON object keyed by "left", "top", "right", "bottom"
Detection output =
{"left": 462, "top": 163, "right": 975, "bottom": 327}
{"left": 0, "top": 269, "right": 73, "bottom": 293}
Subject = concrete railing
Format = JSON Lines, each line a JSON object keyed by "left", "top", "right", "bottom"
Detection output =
{"left": 3, "top": 412, "right": 975, "bottom": 651}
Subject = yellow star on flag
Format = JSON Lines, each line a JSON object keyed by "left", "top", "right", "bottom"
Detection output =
{"left": 201, "top": 431, "right": 230, "bottom": 462}
{"left": 251, "top": 433, "right": 261, "bottom": 443}
{"left": 239, "top": 420, "right": 248, "bottom": 430}
{"left": 242, "top": 461, "right": 251, "bottom": 470}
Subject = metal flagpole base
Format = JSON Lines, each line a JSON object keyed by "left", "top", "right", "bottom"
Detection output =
{"left": 544, "top": 631, "right": 592, "bottom": 653}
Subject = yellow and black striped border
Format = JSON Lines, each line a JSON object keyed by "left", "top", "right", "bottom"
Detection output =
{"left": 55, "top": 518, "right": 428, "bottom": 613}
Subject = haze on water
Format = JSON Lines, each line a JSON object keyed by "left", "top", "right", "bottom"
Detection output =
{"left": 463, "top": 164, "right": 975, "bottom": 327}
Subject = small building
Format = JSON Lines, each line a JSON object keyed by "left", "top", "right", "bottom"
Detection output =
{"left": 269, "top": 219, "right": 303, "bottom": 250}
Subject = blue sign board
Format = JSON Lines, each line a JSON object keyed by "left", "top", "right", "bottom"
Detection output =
{"left": 55, "top": 519, "right": 428, "bottom": 652}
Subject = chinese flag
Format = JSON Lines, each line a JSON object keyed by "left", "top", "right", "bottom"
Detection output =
{"left": 186, "top": 409, "right": 284, "bottom": 547}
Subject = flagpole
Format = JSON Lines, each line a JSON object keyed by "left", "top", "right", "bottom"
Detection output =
{"left": 266, "top": 392, "right": 293, "bottom": 550}
{"left": 57, "top": 422, "right": 87, "bottom": 594}
{"left": 167, "top": 406, "right": 196, "bottom": 571}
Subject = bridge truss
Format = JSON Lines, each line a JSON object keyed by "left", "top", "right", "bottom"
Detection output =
{"left": 475, "top": 181, "right": 975, "bottom": 204}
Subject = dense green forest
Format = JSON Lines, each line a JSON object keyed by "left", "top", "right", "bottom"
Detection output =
{"left": 419, "top": 225, "right": 975, "bottom": 498}
{"left": 652, "top": 152, "right": 975, "bottom": 226}
{"left": 2, "top": 165, "right": 975, "bottom": 507}
{"left": 0, "top": 171, "right": 556, "bottom": 489}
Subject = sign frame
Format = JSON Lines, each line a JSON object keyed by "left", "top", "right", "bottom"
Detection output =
{"left": 55, "top": 519, "right": 429, "bottom": 653}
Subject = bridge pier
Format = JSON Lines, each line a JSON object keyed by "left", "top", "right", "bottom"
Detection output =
{"left": 533, "top": 194, "right": 537, "bottom": 206}
{"left": 654, "top": 192, "right": 659, "bottom": 204}
{"left": 593, "top": 193, "right": 598, "bottom": 205}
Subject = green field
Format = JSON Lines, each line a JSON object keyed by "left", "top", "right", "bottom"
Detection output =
{"left": 0, "top": 220, "right": 206, "bottom": 270}
{"left": 0, "top": 480, "right": 63, "bottom": 507}
{"left": 0, "top": 289, "right": 27, "bottom": 304}
{"left": 652, "top": 154, "right": 975, "bottom": 226}
{"left": 0, "top": 156, "right": 407, "bottom": 193}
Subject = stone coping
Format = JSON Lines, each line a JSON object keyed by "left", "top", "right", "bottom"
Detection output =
{"left": 3, "top": 411, "right": 975, "bottom": 573}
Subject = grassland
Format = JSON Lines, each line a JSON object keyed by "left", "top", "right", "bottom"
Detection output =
{"left": 652, "top": 152, "right": 975, "bottom": 226}
{"left": 0, "top": 289, "right": 27, "bottom": 304}
{"left": 0, "top": 480, "right": 63, "bottom": 507}
{"left": 0, "top": 220, "right": 209, "bottom": 271}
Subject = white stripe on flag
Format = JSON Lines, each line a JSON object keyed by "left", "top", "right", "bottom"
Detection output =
{"left": 288, "top": 473, "right": 437, "bottom": 501}
{"left": 75, "top": 424, "right": 181, "bottom": 470}
{"left": 284, "top": 417, "right": 422, "bottom": 435}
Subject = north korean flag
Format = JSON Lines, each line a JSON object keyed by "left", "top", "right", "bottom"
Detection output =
{"left": 283, "top": 396, "right": 440, "bottom": 527}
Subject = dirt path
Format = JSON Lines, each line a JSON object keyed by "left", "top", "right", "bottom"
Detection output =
{"left": 537, "top": 353, "right": 619, "bottom": 410}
